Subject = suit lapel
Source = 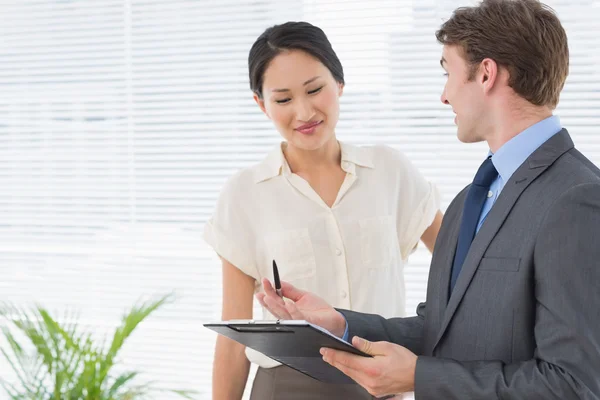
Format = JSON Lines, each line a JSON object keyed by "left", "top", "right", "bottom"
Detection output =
{"left": 432, "top": 129, "right": 574, "bottom": 351}
{"left": 435, "top": 193, "right": 464, "bottom": 314}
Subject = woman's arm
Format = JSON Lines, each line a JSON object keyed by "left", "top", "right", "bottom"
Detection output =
{"left": 420, "top": 211, "right": 443, "bottom": 253}
{"left": 212, "top": 258, "right": 256, "bottom": 400}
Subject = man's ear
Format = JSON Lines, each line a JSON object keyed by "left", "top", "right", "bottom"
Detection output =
{"left": 479, "top": 58, "right": 499, "bottom": 94}
{"left": 253, "top": 93, "right": 270, "bottom": 119}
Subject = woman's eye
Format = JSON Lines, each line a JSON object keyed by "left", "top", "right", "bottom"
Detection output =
{"left": 275, "top": 98, "right": 291, "bottom": 104}
{"left": 308, "top": 86, "right": 323, "bottom": 95}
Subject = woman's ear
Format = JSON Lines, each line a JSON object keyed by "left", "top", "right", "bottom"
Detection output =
{"left": 337, "top": 82, "right": 344, "bottom": 97}
{"left": 253, "top": 93, "right": 270, "bottom": 119}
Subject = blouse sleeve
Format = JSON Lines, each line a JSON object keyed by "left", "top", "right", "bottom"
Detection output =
{"left": 393, "top": 150, "right": 441, "bottom": 261}
{"left": 203, "top": 173, "right": 261, "bottom": 282}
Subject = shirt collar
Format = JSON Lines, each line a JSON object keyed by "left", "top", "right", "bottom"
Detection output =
{"left": 490, "top": 115, "right": 562, "bottom": 182}
{"left": 253, "top": 140, "right": 375, "bottom": 184}
{"left": 340, "top": 141, "right": 375, "bottom": 173}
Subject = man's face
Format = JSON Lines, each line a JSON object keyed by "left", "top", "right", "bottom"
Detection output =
{"left": 440, "top": 45, "right": 487, "bottom": 143}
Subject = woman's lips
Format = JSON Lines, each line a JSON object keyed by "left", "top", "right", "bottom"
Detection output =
{"left": 295, "top": 121, "right": 322, "bottom": 134}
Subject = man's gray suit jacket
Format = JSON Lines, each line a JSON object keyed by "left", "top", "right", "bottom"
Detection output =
{"left": 340, "top": 129, "right": 600, "bottom": 399}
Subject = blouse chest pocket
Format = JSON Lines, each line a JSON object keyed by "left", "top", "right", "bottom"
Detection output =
{"left": 359, "top": 215, "right": 399, "bottom": 269}
{"left": 263, "top": 228, "right": 317, "bottom": 282}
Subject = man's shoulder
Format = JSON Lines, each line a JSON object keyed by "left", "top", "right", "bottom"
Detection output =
{"left": 548, "top": 148, "right": 600, "bottom": 203}
{"left": 539, "top": 147, "right": 600, "bottom": 196}
{"left": 559, "top": 147, "right": 600, "bottom": 181}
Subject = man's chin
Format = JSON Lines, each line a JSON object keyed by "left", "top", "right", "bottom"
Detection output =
{"left": 456, "top": 130, "right": 484, "bottom": 144}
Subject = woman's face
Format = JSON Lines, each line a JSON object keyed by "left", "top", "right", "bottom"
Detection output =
{"left": 255, "top": 50, "right": 344, "bottom": 151}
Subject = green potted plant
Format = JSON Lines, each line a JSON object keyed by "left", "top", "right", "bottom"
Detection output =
{"left": 0, "top": 294, "right": 197, "bottom": 400}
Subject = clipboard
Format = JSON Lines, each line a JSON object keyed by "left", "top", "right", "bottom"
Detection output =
{"left": 204, "top": 320, "right": 371, "bottom": 384}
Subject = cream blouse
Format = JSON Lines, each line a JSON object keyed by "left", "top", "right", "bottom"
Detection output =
{"left": 204, "top": 141, "right": 440, "bottom": 368}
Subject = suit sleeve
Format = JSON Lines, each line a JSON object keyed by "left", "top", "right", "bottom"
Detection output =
{"left": 337, "top": 302, "right": 426, "bottom": 355}
{"left": 414, "top": 183, "right": 600, "bottom": 400}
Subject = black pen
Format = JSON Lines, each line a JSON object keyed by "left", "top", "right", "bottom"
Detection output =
{"left": 272, "top": 260, "right": 283, "bottom": 298}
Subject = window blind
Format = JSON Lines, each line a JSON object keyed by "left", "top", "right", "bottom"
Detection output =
{"left": 1, "top": 1, "right": 598, "bottom": 398}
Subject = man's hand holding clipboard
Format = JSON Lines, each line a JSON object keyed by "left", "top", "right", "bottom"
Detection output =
{"left": 205, "top": 261, "right": 371, "bottom": 384}
{"left": 256, "top": 260, "right": 414, "bottom": 399}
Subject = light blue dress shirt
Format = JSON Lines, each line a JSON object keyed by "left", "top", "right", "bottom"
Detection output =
{"left": 342, "top": 115, "right": 563, "bottom": 342}
{"left": 477, "top": 115, "right": 562, "bottom": 232}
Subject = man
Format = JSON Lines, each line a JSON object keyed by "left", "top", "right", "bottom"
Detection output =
{"left": 256, "top": 0, "right": 600, "bottom": 398}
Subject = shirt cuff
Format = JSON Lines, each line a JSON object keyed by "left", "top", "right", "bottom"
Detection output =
{"left": 341, "top": 315, "right": 350, "bottom": 342}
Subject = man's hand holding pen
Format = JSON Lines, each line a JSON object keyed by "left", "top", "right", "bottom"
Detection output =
{"left": 258, "top": 262, "right": 417, "bottom": 398}
{"left": 255, "top": 275, "right": 347, "bottom": 338}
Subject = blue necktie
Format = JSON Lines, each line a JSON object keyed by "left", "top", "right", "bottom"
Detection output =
{"left": 450, "top": 157, "right": 498, "bottom": 293}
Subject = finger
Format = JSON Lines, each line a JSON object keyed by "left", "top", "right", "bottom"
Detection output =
{"left": 263, "top": 292, "right": 292, "bottom": 319}
{"left": 255, "top": 293, "right": 267, "bottom": 308}
{"left": 280, "top": 280, "right": 308, "bottom": 302}
{"left": 284, "top": 298, "right": 305, "bottom": 320}
{"left": 257, "top": 287, "right": 288, "bottom": 319}
{"left": 321, "top": 347, "right": 365, "bottom": 371}
{"left": 262, "top": 278, "right": 280, "bottom": 298}
{"left": 261, "top": 278, "right": 286, "bottom": 307}
{"left": 256, "top": 291, "right": 282, "bottom": 311}
{"left": 321, "top": 348, "right": 365, "bottom": 382}
{"left": 326, "top": 359, "right": 363, "bottom": 385}
{"left": 352, "top": 336, "right": 387, "bottom": 356}
{"left": 261, "top": 297, "right": 288, "bottom": 320}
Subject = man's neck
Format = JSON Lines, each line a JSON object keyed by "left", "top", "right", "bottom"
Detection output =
{"left": 485, "top": 103, "right": 553, "bottom": 153}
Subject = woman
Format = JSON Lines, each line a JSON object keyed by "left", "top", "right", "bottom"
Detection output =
{"left": 203, "top": 21, "right": 443, "bottom": 400}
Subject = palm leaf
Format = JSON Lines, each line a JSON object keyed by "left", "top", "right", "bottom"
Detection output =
{"left": 49, "top": 311, "right": 89, "bottom": 395}
{"left": 106, "top": 371, "right": 139, "bottom": 398}
{"left": 0, "top": 376, "right": 28, "bottom": 400}
{"left": 1, "top": 293, "right": 198, "bottom": 400}
{"left": 10, "top": 309, "right": 56, "bottom": 377}
{"left": 30, "top": 357, "right": 51, "bottom": 399}
{"left": 0, "top": 347, "right": 31, "bottom": 396}
{"left": 1, "top": 326, "right": 50, "bottom": 397}
{"left": 98, "top": 293, "right": 174, "bottom": 388}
